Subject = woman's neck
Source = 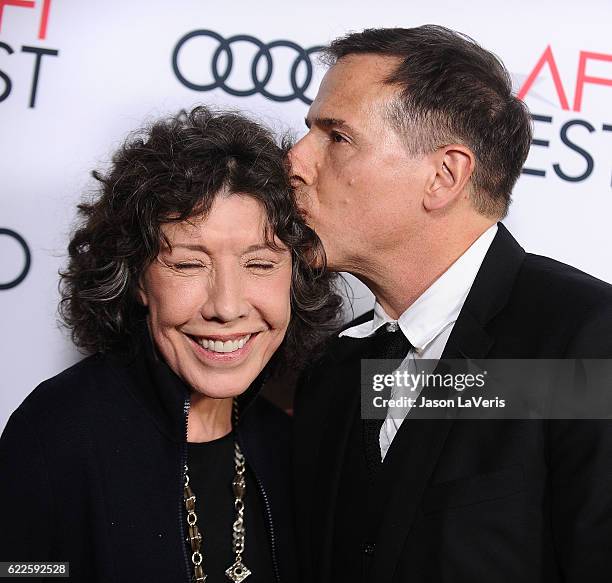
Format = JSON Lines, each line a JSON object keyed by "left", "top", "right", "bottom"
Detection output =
{"left": 187, "top": 393, "right": 233, "bottom": 443}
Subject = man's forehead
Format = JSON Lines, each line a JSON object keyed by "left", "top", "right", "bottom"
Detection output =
{"left": 308, "top": 54, "right": 401, "bottom": 124}
{"left": 330, "top": 53, "right": 401, "bottom": 81}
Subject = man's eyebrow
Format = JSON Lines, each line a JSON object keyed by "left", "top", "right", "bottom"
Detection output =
{"left": 305, "top": 116, "right": 358, "bottom": 135}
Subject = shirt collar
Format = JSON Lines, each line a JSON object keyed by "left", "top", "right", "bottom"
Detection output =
{"left": 340, "top": 224, "right": 498, "bottom": 351}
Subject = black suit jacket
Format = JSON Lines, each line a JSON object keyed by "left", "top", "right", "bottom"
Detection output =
{"left": 294, "top": 223, "right": 612, "bottom": 582}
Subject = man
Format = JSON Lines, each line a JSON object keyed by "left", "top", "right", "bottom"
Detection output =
{"left": 289, "top": 25, "right": 612, "bottom": 582}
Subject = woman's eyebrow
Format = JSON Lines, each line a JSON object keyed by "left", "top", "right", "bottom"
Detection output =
{"left": 243, "top": 244, "right": 276, "bottom": 253}
{"left": 169, "top": 243, "right": 280, "bottom": 254}
{"left": 169, "top": 243, "right": 209, "bottom": 252}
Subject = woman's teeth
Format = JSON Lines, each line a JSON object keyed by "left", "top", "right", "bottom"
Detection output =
{"left": 196, "top": 334, "right": 252, "bottom": 353}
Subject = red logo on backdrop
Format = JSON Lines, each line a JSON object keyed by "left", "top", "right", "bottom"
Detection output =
{"left": 0, "top": 0, "right": 59, "bottom": 108}
{"left": 518, "top": 45, "right": 612, "bottom": 112}
{"left": 0, "top": 0, "right": 52, "bottom": 39}
{"left": 515, "top": 46, "right": 612, "bottom": 184}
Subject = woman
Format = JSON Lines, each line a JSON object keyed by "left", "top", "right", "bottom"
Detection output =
{"left": 0, "top": 106, "right": 342, "bottom": 582}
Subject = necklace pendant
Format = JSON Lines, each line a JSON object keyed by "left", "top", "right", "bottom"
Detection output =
{"left": 225, "top": 560, "right": 251, "bottom": 583}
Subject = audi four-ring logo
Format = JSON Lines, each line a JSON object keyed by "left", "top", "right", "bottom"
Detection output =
{"left": 172, "top": 30, "right": 325, "bottom": 105}
{"left": 0, "top": 228, "right": 31, "bottom": 290}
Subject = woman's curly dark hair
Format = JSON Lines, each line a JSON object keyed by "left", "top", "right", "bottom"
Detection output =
{"left": 59, "top": 105, "right": 343, "bottom": 368}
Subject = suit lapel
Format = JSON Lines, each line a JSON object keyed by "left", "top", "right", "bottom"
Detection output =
{"left": 441, "top": 308, "right": 494, "bottom": 359}
{"left": 367, "top": 223, "right": 526, "bottom": 582}
{"left": 446, "top": 222, "right": 526, "bottom": 351}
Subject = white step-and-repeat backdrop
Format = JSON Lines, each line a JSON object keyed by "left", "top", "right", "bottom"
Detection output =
{"left": 1, "top": 0, "right": 611, "bottom": 431}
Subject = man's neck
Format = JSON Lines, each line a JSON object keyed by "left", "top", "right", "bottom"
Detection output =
{"left": 351, "top": 220, "right": 497, "bottom": 319}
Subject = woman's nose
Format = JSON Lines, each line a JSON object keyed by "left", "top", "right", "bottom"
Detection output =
{"left": 200, "top": 267, "right": 249, "bottom": 323}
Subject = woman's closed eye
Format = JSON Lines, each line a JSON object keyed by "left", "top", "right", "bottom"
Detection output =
{"left": 172, "top": 260, "right": 207, "bottom": 270}
{"left": 245, "top": 260, "right": 276, "bottom": 271}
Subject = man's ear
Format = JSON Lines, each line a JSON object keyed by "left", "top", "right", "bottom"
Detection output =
{"left": 423, "top": 145, "right": 475, "bottom": 211}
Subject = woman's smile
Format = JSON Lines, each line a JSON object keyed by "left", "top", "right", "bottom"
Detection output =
{"left": 185, "top": 330, "right": 260, "bottom": 364}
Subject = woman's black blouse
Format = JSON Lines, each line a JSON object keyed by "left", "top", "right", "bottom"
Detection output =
{"left": 187, "top": 432, "right": 275, "bottom": 582}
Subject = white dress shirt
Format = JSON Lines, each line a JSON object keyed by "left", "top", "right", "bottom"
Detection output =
{"left": 340, "top": 224, "right": 498, "bottom": 460}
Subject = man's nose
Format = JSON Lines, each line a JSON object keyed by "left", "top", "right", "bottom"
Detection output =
{"left": 288, "top": 136, "right": 316, "bottom": 188}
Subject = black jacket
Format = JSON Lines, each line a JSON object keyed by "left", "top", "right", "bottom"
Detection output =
{"left": 294, "top": 223, "right": 612, "bottom": 583}
{"left": 0, "top": 336, "right": 297, "bottom": 583}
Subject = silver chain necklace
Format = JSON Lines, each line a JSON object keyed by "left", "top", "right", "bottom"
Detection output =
{"left": 183, "top": 399, "right": 251, "bottom": 583}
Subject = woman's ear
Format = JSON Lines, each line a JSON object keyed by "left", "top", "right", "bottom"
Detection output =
{"left": 423, "top": 145, "right": 475, "bottom": 211}
{"left": 136, "top": 274, "right": 149, "bottom": 307}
